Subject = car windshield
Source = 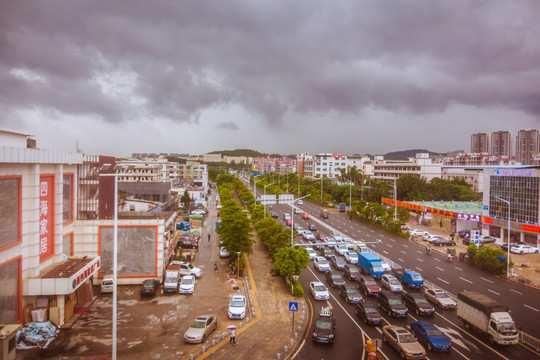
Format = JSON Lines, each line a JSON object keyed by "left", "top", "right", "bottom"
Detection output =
{"left": 426, "top": 328, "right": 443, "bottom": 336}
{"left": 165, "top": 277, "right": 177, "bottom": 283}
{"left": 349, "top": 268, "right": 359, "bottom": 273}
{"left": 415, "top": 298, "right": 428, "bottom": 304}
{"left": 319, "top": 258, "right": 328, "bottom": 264}
{"left": 181, "top": 278, "right": 194, "bottom": 285}
{"left": 346, "top": 288, "right": 358, "bottom": 294}
{"left": 372, "top": 266, "right": 383, "bottom": 272}
{"left": 389, "top": 298, "right": 402, "bottom": 305}
{"left": 498, "top": 322, "right": 517, "bottom": 332}
{"left": 336, "top": 259, "right": 345, "bottom": 265}
{"left": 365, "top": 307, "right": 378, "bottom": 314}
{"left": 365, "top": 278, "right": 377, "bottom": 285}
{"left": 314, "top": 285, "right": 326, "bottom": 292}
{"left": 435, "top": 292, "right": 448, "bottom": 298}
{"left": 389, "top": 278, "right": 400, "bottom": 285}
{"left": 316, "top": 319, "right": 333, "bottom": 330}
{"left": 102, "top": 280, "right": 113, "bottom": 285}
{"left": 398, "top": 334, "right": 416, "bottom": 343}
{"left": 412, "top": 275, "right": 423, "bottom": 281}
{"left": 143, "top": 281, "right": 155, "bottom": 288}
{"left": 191, "top": 320, "right": 206, "bottom": 328}
{"left": 331, "top": 275, "right": 342, "bottom": 279}
{"left": 230, "top": 301, "right": 244, "bottom": 307}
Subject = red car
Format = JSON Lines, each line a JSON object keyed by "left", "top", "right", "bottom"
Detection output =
{"left": 286, "top": 219, "right": 292, "bottom": 226}
{"left": 302, "top": 212, "right": 310, "bottom": 220}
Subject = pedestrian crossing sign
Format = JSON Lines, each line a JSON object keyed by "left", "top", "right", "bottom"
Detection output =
{"left": 289, "top": 302, "right": 298, "bottom": 312}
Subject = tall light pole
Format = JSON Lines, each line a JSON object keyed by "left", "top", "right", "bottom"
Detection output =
{"left": 291, "top": 195, "right": 311, "bottom": 246}
{"left": 264, "top": 182, "right": 275, "bottom": 217}
{"left": 286, "top": 174, "right": 289, "bottom": 193}
{"left": 254, "top": 175, "right": 262, "bottom": 208}
{"left": 320, "top": 176, "right": 324, "bottom": 204}
{"left": 496, "top": 196, "right": 511, "bottom": 278}
{"left": 383, "top": 178, "right": 397, "bottom": 222}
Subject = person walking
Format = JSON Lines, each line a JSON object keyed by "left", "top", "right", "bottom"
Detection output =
{"left": 229, "top": 328, "right": 236, "bottom": 345}
{"left": 208, "top": 233, "right": 211, "bottom": 242}
{"left": 214, "top": 262, "right": 218, "bottom": 272}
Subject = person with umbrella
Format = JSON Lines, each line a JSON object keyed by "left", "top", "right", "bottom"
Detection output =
{"left": 227, "top": 325, "right": 236, "bottom": 345}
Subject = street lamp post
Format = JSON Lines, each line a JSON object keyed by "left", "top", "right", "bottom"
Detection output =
{"left": 497, "top": 197, "right": 511, "bottom": 278}
{"left": 264, "top": 182, "right": 275, "bottom": 217}
{"left": 291, "top": 195, "right": 311, "bottom": 246}
{"left": 254, "top": 176, "right": 262, "bottom": 209}
{"left": 237, "top": 252, "right": 241, "bottom": 278}
{"left": 383, "top": 178, "right": 398, "bottom": 222}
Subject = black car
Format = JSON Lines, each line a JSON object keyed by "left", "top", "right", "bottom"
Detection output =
{"left": 343, "top": 264, "right": 361, "bottom": 282}
{"left": 458, "top": 230, "right": 470, "bottom": 238}
{"left": 312, "top": 310, "right": 336, "bottom": 344}
{"left": 325, "top": 272, "right": 346, "bottom": 288}
{"left": 357, "top": 275, "right": 381, "bottom": 297}
{"left": 355, "top": 301, "right": 382, "bottom": 326}
{"left": 140, "top": 279, "right": 160, "bottom": 296}
{"left": 308, "top": 224, "right": 318, "bottom": 232}
{"left": 179, "top": 238, "right": 198, "bottom": 249}
{"left": 401, "top": 292, "right": 435, "bottom": 316}
{"left": 330, "top": 257, "right": 346, "bottom": 271}
{"left": 377, "top": 291, "right": 408, "bottom": 318}
{"left": 319, "top": 248, "right": 335, "bottom": 260}
{"left": 337, "top": 284, "right": 363, "bottom": 303}
{"left": 271, "top": 211, "right": 279, "bottom": 219}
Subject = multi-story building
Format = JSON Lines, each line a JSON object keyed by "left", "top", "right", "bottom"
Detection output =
{"left": 516, "top": 129, "right": 540, "bottom": 165}
{"left": 371, "top": 153, "right": 441, "bottom": 182}
{"left": 441, "top": 166, "right": 485, "bottom": 193}
{"left": 442, "top": 153, "right": 519, "bottom": 167}
{"left": 296, "top": 152, "right": 309, "bottom": 178}
{"left": 303, "top": 153, "right": 348, "bottom": 179}
{"left": 201, "top": 153, "right": 222, "bottom": 163}
{"left": 491, "top": 131, "right": 513, "bottom": 157}
{"left": 471, "top": 133, "right": 490, "bottom": 153}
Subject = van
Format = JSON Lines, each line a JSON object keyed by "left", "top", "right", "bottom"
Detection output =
{"left": 101, "top": 274, "right": 114, "bottom": 294}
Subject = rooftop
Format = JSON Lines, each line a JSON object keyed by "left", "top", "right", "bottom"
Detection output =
{"left": 409, "top": 200, "right": 483, "bottom": 214}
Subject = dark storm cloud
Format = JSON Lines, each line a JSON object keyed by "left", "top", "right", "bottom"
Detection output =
{"left": 0, "top": 0, "right": 539, "bottom": 127}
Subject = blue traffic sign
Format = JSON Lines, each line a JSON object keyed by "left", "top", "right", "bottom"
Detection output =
{"left": 498, "top": 256, "right": 506, "bottom": 261}
{"left": 289, "top": 302, "right": 298, "bottom": 312}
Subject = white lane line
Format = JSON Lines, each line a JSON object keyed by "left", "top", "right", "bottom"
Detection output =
{"left": 459, "top": 277, "right": 473, "bottom": 284}
{"left": 383, "top": 250, "right": 389, "bottom": 255}
{"left": 357, "top": 229, "right": 362, "bottom": 233}
{"left": 436, "top": 266, "right": 444, "bottom": 271}
{"left": 524, "top": 304, "right": 540, "bottom": 312}
{"left": 416, "top": 258, "right": 424, "bottom": 263}
{"left": 417, "top": 250, "right": 423, "bottom": 254}
{"left": 437, "top": 277, "right": 449, "bottom": 284}
{"left": 454, "top": 266, "right": 463, "bottom": 271}
{"left": 488, "top": 289, "right": 500, "bottom": 296}
{"left": 398, "top": 258, "right": 404, "bottom": 262}
{"left": 365, "top": 234, "right": 371, "bottom": 237}
{"left": 434, "top": 258, "right": 441, "bottom": 262}
{"left": 416, "top": 267, "right": 423, "bottom": 272}
{"left": 375, "top": 327, "right": 382, "bottom": 334}
{"left": 510, "top": 289, "right": 523, "bottom": 295}
{"left": 400, "top": 250, "right": 406, "bottom": 255}
{"left": 390, "top": 239, "right": 396, "bottom": 242}
{"left": 480, "top": 277, "right": 493, "bottom": 283}
{"left": 387, "top": 244, "right": 393, "bottom": 248}
{"left": 370, "top": 230, "right": 375, "bottom": 233}
{"left": 402, "top": 244, "right": 409, "bottom": 248}
{"left": 380, "top": 235, "right": 385, "bottom": 238}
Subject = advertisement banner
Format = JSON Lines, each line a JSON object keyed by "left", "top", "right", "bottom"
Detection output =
{"left": 39, "top": 175, "right": 55, "bottom": 262}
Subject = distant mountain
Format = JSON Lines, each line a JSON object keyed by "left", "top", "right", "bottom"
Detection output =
{"left": 207, "top": 149, "right": 282, "bottom": 158}
{"left": 382, "top": 149, "right": 446, "bottom": 159}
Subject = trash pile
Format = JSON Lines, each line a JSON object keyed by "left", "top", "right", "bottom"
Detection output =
{"left": 16, "top": 321, "right": 59, "bottom": 350}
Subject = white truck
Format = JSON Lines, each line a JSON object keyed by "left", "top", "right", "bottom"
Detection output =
{"left": 163, "top": 264, "right": 181, "bottom": 293}
{"left": 457, "top": 291, "right": 519, "bottom": 345}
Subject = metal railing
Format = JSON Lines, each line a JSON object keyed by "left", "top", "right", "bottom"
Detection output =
{"left": 519, "top": 331, "right": 540, "bottom": 351}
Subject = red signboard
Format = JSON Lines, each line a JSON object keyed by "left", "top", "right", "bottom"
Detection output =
{"left": 39, "top": 175, "right": 55, "bottom": 263}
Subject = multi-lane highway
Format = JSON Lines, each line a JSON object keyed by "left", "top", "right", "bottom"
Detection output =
{"left": 267, "top": 201, "right": 540, "bottom": 360}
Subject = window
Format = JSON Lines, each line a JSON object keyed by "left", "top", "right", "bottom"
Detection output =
{"left": 63, "top": 174, "right": 74, "bottom": 224}
{"left": 0, "top": 177, "right": 21, "bottom": 250}
{"left": 0, "top": 258, "right": 20, "bottom": 323}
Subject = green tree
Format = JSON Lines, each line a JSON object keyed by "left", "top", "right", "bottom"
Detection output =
{"left": 273, "top": 247, "right": 310, "bottom": 276}
{"left": 396, "top": 174, "right": 427, "bottom": 200}
{"left": 180, "top": 190, "right": 191, "bottom": 209}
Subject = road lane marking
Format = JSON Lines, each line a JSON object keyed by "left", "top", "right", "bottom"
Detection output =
{"left": 416, "top": 267, "right": 423, "bottom": 272}
{"left": 390, "top": 239, "right": 396, "bottom": 242}
{"left": 454, "top": 266, "right": 463, "bottom": 271}
{"left": 434, "top": 258, "right": 441, "bottom": 262}
{"left": 480, "top": 277, "right": 493, "bottom": 283}
{"left": 510, "top": 289, "right": 523, "bottom": 295}
{"left": 375, "top": 327, "right": 382, "bottom": 334}
{"left": 437, "top": 277, "right": 450, "bottom": 284}
{"left": 417, "top": 250, "right": 423, "bottom": 254}
{"left": 488, "top": 289, "right": 500, "bottom": 296}
{"left": 459, "top": 277, "right": 473, "bottom": 284}
{"left": 402, "top": 244, "right": 408, "bottom": 248}
{"left": 398, "top": 258, "right": 404, "bottom": 262}
{"left": 524, "top": 304, "right": 540, "bottom": 312}
{"left": 370, "top": 230, "right": 375, "bottom": 233}
{"left": 416, "top": 258, "right": 424, "bottom": 262}
{"left": 400, "top": 250, "right": 406, "bottom": 254}
{"left": 383, "top": 250, "right": 389, "bottom": 254}
{"left": 386, "top": 244, "right": 393, "bottom": 248}
{"left": 436, "top": 267, "right": 444, "bottom": 271}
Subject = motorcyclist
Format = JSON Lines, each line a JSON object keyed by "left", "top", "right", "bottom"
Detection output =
{"left": 446, "top": 253, "right": 452, "bottom": 261}
{"left": 425, "top": 243, "right": 431, "bottom": 253}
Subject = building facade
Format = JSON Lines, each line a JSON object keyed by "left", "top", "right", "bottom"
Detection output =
{"left": 303, "top": 153, "right": 348, "bottom": 179}
{"left": 516, "top": 129, "right": 539, "bottom": 165}
{"left": 471, "top": 133, "right": 489, "bottom": 153}
{"left": 491, "top": 131, "right": 513, "bottom": 157}
{"left": 371, "top": 153, "right": 442, "bottom": 182}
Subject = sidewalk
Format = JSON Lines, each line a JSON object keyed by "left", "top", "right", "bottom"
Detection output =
{"left": 200, "top": 232, "right": 307, "bottom": 360}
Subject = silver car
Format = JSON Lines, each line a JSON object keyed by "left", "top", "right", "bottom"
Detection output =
{"left": 184, "top": 314, "right": 218, "bottom": 343}
{"left": 382, "top": 325, "right": 426, "bottom": 359}
{"left": 424, "top": 288, "right": 457, "bottom": 309}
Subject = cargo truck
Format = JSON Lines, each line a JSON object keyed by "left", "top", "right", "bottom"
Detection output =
{"left": 338, "top": 203, "right": 346, "bottom": 212}
{"left": 357, "top": 252, "right": 384, "bottom": 279}
{"left": 163, "top": 264, "right": 181, "bottom": 293}
{"left": 457, "top": 291, "right": 519, "bottom": 345}
{"left": 391, "top": 267, "right": 424, "bottom": 289}
{"left": 320, "top": 209, "right": 329, "bottom": 219}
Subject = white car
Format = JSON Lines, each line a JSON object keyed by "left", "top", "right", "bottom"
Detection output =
{"left": 219, "top": 247, "right": 230, "bottom": 258}
{"left": 309, "top": 281, "right": 330, "bottom": 300}
{"left": 380, "top": 260, "right": 391, "bottom": 272}
{"left": 324, "top": 237, "right": 337, "bottom": 248}
{"left": 330, "top": 232, "right": 344, "bottom": 242}
{"left": 297, "top": 200, "right": 303, "bottom": 205}
{"left": 191, "top": 209, "right": 207, "bottom": 215}
{"left": 228, "top": 295, "right": 247, "bottom": 319}
{"left": 306, "top": 247, "right": 317, "bottom": 260}
{"left": 296, "top": 227, "right": 305, "bottom": 236}
{"left": 424, "top": 288, "right": 457, "bottom": 309}
{"left": 302, "top": 230, "right": 315, "bottom": 241}
{"left": 381, "top": 274, "right": 403, "bottom": 293}
{"left": 510, "top": 244, "right": 539, "bottom": 254}
{"left": 344, "top": 251, "right": 358, "bottom": 264}
{"left": 314, "top": 256, "right": 331, "bottom": 272}
{"left": 335, "top": 244, "right": 348, "bottom": 256}
{"left": 171, "top": 261, "right": 203, "bottom": 278}
{"left": 410, "top": 229, "right": 428, "bottom": 237}
{"left": 295, "top": 208, "right": 301, "bottom": 214}
{"left": 178, "top": 275, "right": 196, "bottom": 294}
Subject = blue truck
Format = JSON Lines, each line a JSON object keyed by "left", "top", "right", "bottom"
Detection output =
{"left": 338, "top": 203, "right": 347, "bottom": 212}
{"left": 357, "top": 252, "right": 385, "bottom": 279}
{"left": 391, "top": 267, "right": 424, "bottom": 289}
{"left": 176, "top": 221, "right": 190, "bottom": 231}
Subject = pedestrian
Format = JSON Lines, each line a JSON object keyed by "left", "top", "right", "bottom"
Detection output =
{"left": 214, "top": 262, "right": 218, "bottom": 271}
{"left": 208, "top": 233, "right": 211, "bottom": 242}
{"left": 229, "top": 328, "right": 236, "bottom": 345}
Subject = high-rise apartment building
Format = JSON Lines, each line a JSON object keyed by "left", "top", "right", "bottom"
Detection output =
{"left": 491, "top": 131, "right": 512, "bottom": 157}
{"left": 516, "top": 129, "right": 539, "bottom": 165}
{"left": 471, "top": 133, "right": 489, "bottom": 153}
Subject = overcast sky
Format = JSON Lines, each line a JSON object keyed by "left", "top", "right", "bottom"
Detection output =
{"left": 1, "top": 1, "right": 539, "bottom": 157}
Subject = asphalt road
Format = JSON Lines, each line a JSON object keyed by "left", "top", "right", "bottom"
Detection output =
{"left": 266, "top": 201, "right": 540, "bottom": 360}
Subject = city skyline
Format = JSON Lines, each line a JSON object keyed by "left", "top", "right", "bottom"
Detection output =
{"left": 1, "top": 1, "right": 539, "bottom": 156}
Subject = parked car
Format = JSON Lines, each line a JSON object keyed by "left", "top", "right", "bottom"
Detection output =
{"left": 310, "top": 281, "right": 330, "bottom": 300}
{"left": 344, "top": 251, "right": 359, "bottom": 264}
{"left": 382, "top": 325, "right": 426, "bottom": 359}
{"left": 140, "top": 279, "right": 160, "bottom": 296}
{"left": 343, "top": 264, "right": 361, "bottom": 282}
{"left": 314, "top": 256, "right": 331, "bottom": 272}
{"left": 228, "top": 295, "right": 247, "bottom": 319}
{"left": 191, "top": 209, "right": 207, "bottom": 216}
{"left": 431, "top": 237, "right": 456, "bottom": 246}
{"left": 355, "top": 301, "right": 382, "bottom": 326}
{"left": 183, "top": 314, "right": 218, "bottom": 343}
{"left": 311, "top": 309, "right": 336, "bottom": 344}
{"left": 423, "top": 234, "right": 442, "bottom": 243}
{"left": 270, "top": 211, "right": 279, "bottom": 219}
{"left": 219, "top": 247, "right": 230, "bottom": 258}
{"left": 378, "top": 291, "right": 408, "bottom": 318}
{"left": 306, "top": 247, "right": 317, "bottom": 260}
{"left": 325, "top": 272, "right": 346, "bottom": 288}
{"left": 410, "top": 229, "right": 428, "bottom": 237}
{"left": 338, "top": 284, "right": 363, "bottom": 303}
{"left": 409, "top": 321, "right": 452, "bottom": 352}
{"left": 297, "top": 200, "right": 303, "bottom": 205}
{"left": 178, "top": 275, "right": 196, "bottom": 294}
{"left": 330, "top": 256, "right": 347, "bottom": 270}
{"left": 101, "top": 274, "right": 114, "bottom": 294}
{"left": 510, "top": 244, "right": 540, "bottom": 254}
{"left": 458, "top": 229, "right": 471, "bottom": 238}
{"left": 422, "top": 233, "right": 433, "bottom": 241}
{"left": 357, "top": 275, "right": 381, "bottom": 297}
{"left": 424, "top": 288, "right": 457, "bottom": 309}
{"left": 479, "top": 235, "right": 497, "bottom": 244}
{"left": 402, "top": 292, "right": 435, "bottom": 316}
{"left": 381, "top": 274, "right": 403, "bottom": 293}
{"left": 308, "top": 224, "right": 318, "bottom": 232}
{"left": 302, "top": 230, "right": 315, "bottom": 241}
{"left": 302, "top": 212, "right": 310, "bottom": 220}
{"left": 501, "top": 242, "right": 523, "bottom": 251}
{"left": 171, "top": 261, "right": 203, "bottom": 278}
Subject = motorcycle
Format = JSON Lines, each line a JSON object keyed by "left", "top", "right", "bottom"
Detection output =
{"left": 445, "top": 254, "right": 452, "bottom": 262}
{"left": 425, "top": 247, "right": 431, "bottom": 254}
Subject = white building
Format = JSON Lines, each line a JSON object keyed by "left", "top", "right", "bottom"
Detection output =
{"left": 441, "top": 167, "right": 485, "bottom": 193}
{"left": 303, "top": 153, "right": 348, "bottom": 179}
{"left": 371, "top": 153, "right": 442, "bottom": 182}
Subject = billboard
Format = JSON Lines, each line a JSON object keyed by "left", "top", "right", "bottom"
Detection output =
{"left": 39, "top": 175, "right": 55, "bottom": 263}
